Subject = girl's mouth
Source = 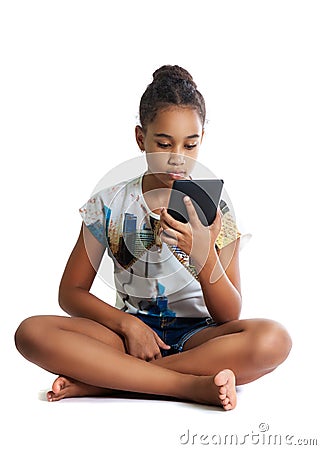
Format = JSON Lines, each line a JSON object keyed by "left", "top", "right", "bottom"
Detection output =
{"left": 166, "top": 171, "right": 186, "bottom": 180}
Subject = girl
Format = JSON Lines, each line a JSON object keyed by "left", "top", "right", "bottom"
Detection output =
{"left": 14, "top": 65, "right": 291, "bottom": 411}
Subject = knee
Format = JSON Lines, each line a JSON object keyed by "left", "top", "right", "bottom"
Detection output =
{"left": 14, "top": 316, "right": 48, "bottom": 359}
{"left": 250, "top": 319, "right": 292, "bottom": 368}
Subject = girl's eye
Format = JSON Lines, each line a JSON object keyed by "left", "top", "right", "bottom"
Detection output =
{"left": 185, "top": 143, "right": 197, "bottom": 150}
{"left": 157, "top": 142, "right": 171, "bottom": 149}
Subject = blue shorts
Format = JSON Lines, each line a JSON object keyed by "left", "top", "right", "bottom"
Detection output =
{"left": 132, "top": 312, "right": 217, "bottom": 357}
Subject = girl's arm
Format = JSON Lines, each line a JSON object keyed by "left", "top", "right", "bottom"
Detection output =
{"left": 59, "top": 224, "right": 127, "bottom": 333}
{"left": 196, "top": 238, "right": 242, "bottom": 323}
{"left": 59, "top": 224, "right": 170, "bottom": 359}
{"left": 160, "top": 198, "right": 242, "bottom": 324}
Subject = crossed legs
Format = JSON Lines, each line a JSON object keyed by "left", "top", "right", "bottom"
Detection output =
{"left": 14, "top": 315, "right": 291, "bottom": 410}
{"left": 153, "top": 318, "right": 291, "bottom": 384}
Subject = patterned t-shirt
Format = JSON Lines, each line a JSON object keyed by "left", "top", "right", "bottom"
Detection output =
{"left": 79, "top": 174, "right": 241, "bottom": 318}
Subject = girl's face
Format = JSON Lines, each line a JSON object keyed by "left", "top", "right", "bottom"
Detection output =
{"left": 136, "top": 106, "right": 204, "bottom": 187}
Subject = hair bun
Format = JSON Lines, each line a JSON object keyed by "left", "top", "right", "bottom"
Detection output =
{"left": 139, "top": 64, "right": 206, "bottom": 129}
{"left": 152, "top": 65, "right": 197, "bottom": 88}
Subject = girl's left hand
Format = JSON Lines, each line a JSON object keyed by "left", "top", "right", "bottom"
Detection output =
{"left": 160, "top": 196, "right": 222, "bottom": 269}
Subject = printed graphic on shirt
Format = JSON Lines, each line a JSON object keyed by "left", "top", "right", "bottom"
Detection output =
{"left": 107, "top": 211, "right": 161, "bottom": 269}
{"left": 138, "top": 281, "right": 176, "bottom": 317}
{"left": 79, "top": 175, "right": 241, "bottom": 317}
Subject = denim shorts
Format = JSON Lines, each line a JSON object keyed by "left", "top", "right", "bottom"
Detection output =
{"left": 132, "top": 312, "right": 217, "bottom": 357}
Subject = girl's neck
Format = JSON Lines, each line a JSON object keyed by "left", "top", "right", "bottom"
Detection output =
{"left": 142, "top": 172, "right": 172, "bottom": 192}
{"left": 142, "top": 172, "right": 172, "bottom": 215}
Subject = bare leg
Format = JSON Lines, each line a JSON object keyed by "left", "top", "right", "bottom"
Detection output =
{"left": 46, "top": 376, "right": 117, "bottom": 401}
{"left": 153, "top": 318, "right": 292, "bottom": 384}
{"left": 46, "top": 371, "right": 235, "bottom": 410}
{"left": 47, "top": 316, "right": 288, "bottom": 401}
{"left": 15, "top": 315, "right": 236, "bottom": 410}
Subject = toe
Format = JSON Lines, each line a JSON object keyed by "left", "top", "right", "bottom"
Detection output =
{"left": 47, "top": 390, "right": 63, "bottom": 402}
{"left": 214, "top": 370, "right": 229, "bottom": 388}
{"left": 51, "top": 376, "right": 68, "bottom": 395}
{"left": 219, "top": 385, "right": 227, "bottom": 395}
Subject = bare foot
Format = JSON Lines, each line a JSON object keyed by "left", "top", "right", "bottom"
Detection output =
{"left": 214, "top": 369, "right": 237, "bottom": 410}
{"left": 47, "top": 376, "right": 113, "bottom": 402}
{"left": 47, "top": 370, "right": 237, "bottom": 410}
{"left": 192, "top": 369, "right": 237, "bottom": 410}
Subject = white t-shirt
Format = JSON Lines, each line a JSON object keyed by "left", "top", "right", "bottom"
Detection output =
{"left": 79, "top": 174, "right": 241, "bottom": 318}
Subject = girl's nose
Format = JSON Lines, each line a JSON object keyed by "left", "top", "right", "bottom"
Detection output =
{"left": 168, "top": 148, "right": 185, "bottom": 166}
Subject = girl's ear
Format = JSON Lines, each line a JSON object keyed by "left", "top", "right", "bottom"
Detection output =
{"left": 135, "top": 125, "right": 145, "bottom": 152}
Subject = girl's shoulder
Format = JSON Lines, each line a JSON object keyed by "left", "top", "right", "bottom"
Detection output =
{"left": 215, "top": 197, "right": 251, "bottom": 251}
{"left": 87, "top": 174, "right": 142, "bottom": 206}
{"left": 79, "top": 174, "right": 143, "bottom": 246}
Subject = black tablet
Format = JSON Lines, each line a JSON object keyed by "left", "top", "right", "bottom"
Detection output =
{"left": 167, "top": 179, "right": 224, "bottom": 226}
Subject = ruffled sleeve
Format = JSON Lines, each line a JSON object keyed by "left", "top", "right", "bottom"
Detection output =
{"left": 79, "top": 193, "right": 110, "bottom": 247}
{"left": 215, "top": 200, "right": 242, "bottom": 250}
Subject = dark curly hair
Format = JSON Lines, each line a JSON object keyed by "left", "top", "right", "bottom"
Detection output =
{"left": 139, "top": 65, "right": 206, "bottom": 131}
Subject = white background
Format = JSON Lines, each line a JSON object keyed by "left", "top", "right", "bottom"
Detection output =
{"left": 1, "top": 1, "right": 320, "bottom": 449}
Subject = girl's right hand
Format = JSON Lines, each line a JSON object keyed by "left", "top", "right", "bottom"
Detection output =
{"left": 121, "top": 315, "right": 170, "bottom": 361}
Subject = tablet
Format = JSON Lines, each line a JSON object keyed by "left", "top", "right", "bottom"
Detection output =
{"left": 167, "top": 179, "right": 224, "bottom": 226}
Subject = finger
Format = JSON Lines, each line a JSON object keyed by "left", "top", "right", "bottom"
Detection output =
{"left": 160, "top": 229, "right": 179, "bottom": 246}
{"left": 161, "top": 209, "right": 188, "bottom": 240}
{"left": 160, "top": 224, "right": 184, "bottom": 246}
{"left": 161, "top": 207, "right": 185, "bottom": 232}
{"left": 154, "top": 333, "right": 171, "bottom": 350}
{"left": 143, "top": 348, "right": 161, "bottom": 362}
{"left": 154, "top": 351, "right": 163, "bottom": 360}
{"left": 160, "top": 221, "right": 176, "bottom": 236}
{"left": 183, "top": 196, "right": 201, "bottom": 226}
{"left": 209, "top": 207, "right": 222, "bottom": 230}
